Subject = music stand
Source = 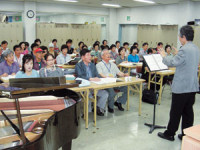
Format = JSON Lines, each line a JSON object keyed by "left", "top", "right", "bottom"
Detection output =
{"left": 143, "top": 54, "right": 168, "bottom": 134}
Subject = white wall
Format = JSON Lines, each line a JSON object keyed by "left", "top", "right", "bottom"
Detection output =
{"left": 121, "top": 24, "right": 138, "bottom": 45}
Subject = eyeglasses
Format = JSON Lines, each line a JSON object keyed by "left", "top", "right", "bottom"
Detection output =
{"left": 47, "top": 59, "right": 54, "bottom": 62}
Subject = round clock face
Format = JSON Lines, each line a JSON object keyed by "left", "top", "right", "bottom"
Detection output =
{"left": 27, "top": 10, "right": 35, "bottom": 18}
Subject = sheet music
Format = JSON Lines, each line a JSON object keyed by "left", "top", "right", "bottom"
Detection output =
{"left": 143, "top": 54, "right": 168, "bottom": 72}
{"left": 153, "top": 54, "right": 168, "bottom": 70}
{"left": 143, "top": 55, "right": 160, "bottom": 71}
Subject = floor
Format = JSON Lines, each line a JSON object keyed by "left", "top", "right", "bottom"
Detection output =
{"left": 72, "top": 85, "right": 200, "bottom": 150}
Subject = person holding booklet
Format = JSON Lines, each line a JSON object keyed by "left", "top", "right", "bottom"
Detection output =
{"left": 96, "top": 49, "right": 128, "bottom": 113}
{"left": 75, "top": 49, "right": 108, "bottom": 116}
{"left": 158, "top": 25, "right": 199, "bottom": 141}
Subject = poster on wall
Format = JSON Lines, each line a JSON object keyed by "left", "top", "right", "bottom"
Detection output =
{"left": 127, "top": 16, "right": 131, "bottom": 21}
{"left": 36, "top": 16, "right": 40, "bottom": 22}
{"left": 8, "top": 16, "right": 13, "bottom": 22}
{"left": 15, "top": 16, "right": 22, "bottom": 22}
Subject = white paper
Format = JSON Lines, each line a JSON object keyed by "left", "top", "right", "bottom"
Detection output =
{"left": 1, "top": 75, "right": 15, "bottom": 81}
{"left": 120, "top": 62, "right": 133, "bottom": 66}
{"left": 91, "top": 78, "right": 117, "bottom": 85}
{"left": 143, "top": 54, "right": 168, "bottom": 71}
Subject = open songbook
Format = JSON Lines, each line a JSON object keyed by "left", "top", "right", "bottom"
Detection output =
{"left": 143, "top": 54, "right": 168, "bottom": 72}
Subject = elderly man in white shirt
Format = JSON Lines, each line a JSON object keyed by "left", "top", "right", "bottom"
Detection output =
{"left": 96, "top": 49, "right": 129, "bottom": 113}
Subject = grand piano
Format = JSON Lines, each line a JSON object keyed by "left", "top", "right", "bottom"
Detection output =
{"left": 0, "top": 77, "right": 81, "bottom": 150}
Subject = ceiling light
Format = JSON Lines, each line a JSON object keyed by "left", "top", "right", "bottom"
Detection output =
{"left": 134, "top": 0, "right": 155, "bottom": 4}
{"left": 102, "top": 3, "right": 121, "bottom": 8}
{"left": 55, "top": 0, "right": 78, "bottom": 2}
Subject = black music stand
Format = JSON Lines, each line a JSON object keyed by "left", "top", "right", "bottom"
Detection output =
{"left": 143, "top": 54, "right": 167, "bottom": 134}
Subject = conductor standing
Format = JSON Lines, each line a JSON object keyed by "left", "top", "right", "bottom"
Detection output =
{"left": 158, "top": 25, "right": 200, "bottom": 141}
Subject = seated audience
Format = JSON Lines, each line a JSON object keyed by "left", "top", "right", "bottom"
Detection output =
{"left": 16, "top": 54, "right": 39, "bottom": 78}
{"left": 123, "top": 42, "right": 130, "bottom": 57}
{"left": 0, "top": 48, "right": 4, "bottom": 63}
{"left": 110, "top": 44, "right": 118, "bottom": 60}
{"left": 13, "top": 45, "right": 24, "bottom": 68}
{"left": 66, "top": 39, "right": 74, "bottom": 54}
{"left": 39, "top": 53, "right": 64, "bottom": 77}
{"left": 56, "top": 44, "right": 71, "bottom": 65}
{"left": 75, "top": 49, "right": 108, "bottom": 116}
{"left": 25, "top": 42, "right": 31, "bottom": 54}
{"left": 40, "top": 46, "right": 49, "bottom": 63}
{"left": 91, "top": 43, "right": 101, "bottom": 62}
{"left": 76, "top": 41, "right": 84, "bottom": 53}
{"left": 139, "top": 42, "right": 148, "bottom": 61}
{"left": 116, "top": 47, "right": 128, "bottom": 65}
{"left": 0, "top": 49, "right": 20, "bottom": 77}
{"left": 1, "top": 41, "right": 9, "bottom": 52}
{"left": 115, "top": 41, "right": 120, "bottom": 54}
{"left": 100, "top": 40, "right": 109, "bottom": 50}
{"left": 19, "top": 42, "right": 28, "bottom": 55}
{"left": 82, "top": 44, "right": 88, "bottom": 49}
{"left": 165, "top": 45, "right": 174, "bottom": 59}
{"left": 49, "top": 43, "right": 58, "bottom": 58}
{"left": 31, "top": 43, "right": 39, "bottom": 56}
{"left": 33, "top": 48, "right": 46, "bottom": 70}
{"left": 128, "top": 46, "right": 140, "bottom": 63}
{"left": 96, "top": 49, "right": 128, "bottom": 113}
{"left": 52, "top": 39, "right": 59, "bottom": 53}
{"left": 133, "top": 42, "right": 139, "bottom": 53}
{"left": 156, "top": 42, "right": 163, "bottom": 52}
{"left": 34, "top": 39, "right": 41, "bottom": 47}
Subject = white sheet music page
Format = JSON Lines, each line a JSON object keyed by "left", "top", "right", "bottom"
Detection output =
{"left": 143, "top": 55, "right": 160, "bottom": 71}
{"left": 153, "top": 54, "right": 168, "bottom": 70}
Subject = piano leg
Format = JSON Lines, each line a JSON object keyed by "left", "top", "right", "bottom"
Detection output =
{"left": 62, "top": 141, "right": 72, "bottom": 150}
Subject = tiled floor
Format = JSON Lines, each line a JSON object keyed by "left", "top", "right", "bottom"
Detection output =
{"left": 72, "top": 85, "right": 200, "bottom": 150}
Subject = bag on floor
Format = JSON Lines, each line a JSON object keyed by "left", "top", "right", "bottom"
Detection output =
{"left": 142, "top": 89, "right": 157, "bottom": 104}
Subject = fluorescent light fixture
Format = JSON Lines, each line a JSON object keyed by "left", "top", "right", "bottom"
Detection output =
{"left": 102, "top": 3, "right": 121, "bottom": 7}
{"left": 134, "top": 0, "right": 155, "bottom": 4}
{"left": 55, "top": 0, "right": 78, "bottom": 2}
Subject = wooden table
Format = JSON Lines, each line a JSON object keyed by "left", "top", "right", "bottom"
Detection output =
{"left": 70, "top": 77, "right": 145, "bottom": 128}
{"left": 118, "top": 63, "right": 142, "bottom": 75}
{"left": 148, "top": 68, "right": 175, "bottom": 104}
{"left": 58, "top": 65, "right": 75, "bottom": 69}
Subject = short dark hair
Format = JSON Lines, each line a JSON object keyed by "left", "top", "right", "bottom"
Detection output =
{"left": 133, "top": 42, "right": 138, "bottom": 46}
{"left": 44, "top": 53, "right": 55, "bottom": 61}
{"left": 94, "top": 41, "right": 100, "bottom": 45}
{"left": 66, "top": 39, "right": 73, "bottom": 44}
{"left": 24, "top": 42, "right": 29, "bottom": 47}
{"left": 142, "top": 42, "right": 148, "bottom": 47}
{"left": 147, "top": 48, "right": 153, "bottom": 54}
{"left": 31, "top": 43, "right": 38, "bottom": 51}
{"left": 130, "top": 46, "right": 137, "bottom": 54}
{"left": 19, "top": 42, "right": 25, "bottom": 49}
{"left": 22, "top": 54, "right": 34, "bottom": 73}
{"left": 118, "top": 47, "right": 125, "bottom": 55}
{"left": 61, "top": 44, "right": 68, "bottom": 51}
{"left": 1, "top": 40, "right": 8, "bottom": 45}
{"left": 180, "top": 25, "right": 194, "bottom": 41}
{"left": 34, "top": 39, "right": 41, "bottom": 44}
{"left": 52, "top": 39, "right": 57, "bottom": 43}
{"left": 110, "top": 44, "right": 116, "bottom": 50}
{"left": 93, "top": 43, "right": 99, "bottom": 48}
{"left": 115, "top": 41, "right": 120, "bottom": 45}
{"left": 165, "top": 45, "right": 171, "bottom": 52}
{"left": 13, "top": 45, "right": 20, "bottom": 51}
{"left": 78, "top": 41, "right": 84, "bottom": 47}
{"left": 158, "top": 42, "right": 163, "bottom": 46}
{"left": 80, "top": 49, "right": 90, "bottom": 57}
{"left": 40, "top": 46, "right": 48, "bottom": 51}
{"left": 123, "top": 42, "right": 129, "bottom": 46}
{"left": 102, "top": 40, "right": 107, "bottom": 44}
{"left": 82, "top": 45, "right": 88, "bottom": 49}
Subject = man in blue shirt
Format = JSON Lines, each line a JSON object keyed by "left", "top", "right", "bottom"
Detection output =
{"left": 0, "top": 49, "right": 20, "bottom": 77}
{"left": 75, "top": 49, "right": 108, "bottom": 116}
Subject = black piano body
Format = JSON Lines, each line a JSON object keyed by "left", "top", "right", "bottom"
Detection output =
{"left": 0, "top": 77, "right": 81, "bottom": 150}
